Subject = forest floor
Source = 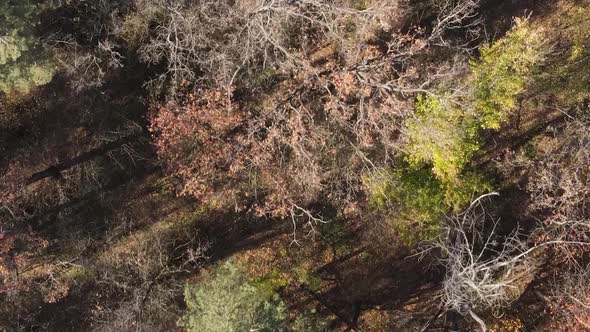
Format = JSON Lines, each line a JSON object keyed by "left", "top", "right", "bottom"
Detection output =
{"left": 2, "top": 0, "right": 588, "bottom": 330}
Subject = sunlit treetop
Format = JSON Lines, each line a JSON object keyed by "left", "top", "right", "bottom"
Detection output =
{"left": 0, "top": 0, "right": 55, "bottom": 94}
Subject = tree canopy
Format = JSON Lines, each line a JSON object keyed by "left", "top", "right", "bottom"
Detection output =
{"left": 0, "top": 0, "right": 54, "bottom": 94}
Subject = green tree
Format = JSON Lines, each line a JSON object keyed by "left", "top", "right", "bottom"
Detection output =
{"left": 370, "top": 19, "right": 543, "bottom": 242}
{"left": 406, "top": 94, "right": 480, "bottom": 184}
{"left": 183, "top": 261, "right": 289, "bottom": 332}
{"left": 365, "top": 165, "right": 490, "bottom": 243}
{"left": 404, "top": 18, "right": 544, "bottom": 208}
{"left": 471, "top": 18, "right": 545, "bottom": 130}
{"left": 0, "top": 1, "right": 55, "bottom": 94}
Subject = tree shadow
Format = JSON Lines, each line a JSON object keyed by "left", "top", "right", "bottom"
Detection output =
{"left": 313, "top": 250, "right": 443, "bottom": 329}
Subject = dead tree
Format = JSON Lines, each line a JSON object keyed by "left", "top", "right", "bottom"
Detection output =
{"left": 428, "top": 0, "right": 483, "bottom": 49}
{"left": 432, "top": 192, "right": 537, "bottom": 331}
{"left": 139, "top": 0, "right": 394, "bottom": 95}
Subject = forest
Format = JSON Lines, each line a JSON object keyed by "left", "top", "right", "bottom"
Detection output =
{"left": 1, "top": 0, "right": 590, "bottom": 331}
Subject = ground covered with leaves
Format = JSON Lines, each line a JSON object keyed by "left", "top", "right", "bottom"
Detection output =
{"left": 2, "top": 0, "right": 590, "bottom": 331}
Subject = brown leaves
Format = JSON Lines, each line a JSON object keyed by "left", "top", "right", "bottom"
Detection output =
{"left": 0, "top": 230, "right": 49, "bottom": 295}
{"left": 149, "top": 57, "right": 409, "bottom": 220}
{"left": 150, "top": 89, "right": 245, "bottom": 200}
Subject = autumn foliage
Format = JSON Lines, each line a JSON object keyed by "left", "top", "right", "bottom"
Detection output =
{"left": 150, "top": 90, "right": 246, "bottom": 200}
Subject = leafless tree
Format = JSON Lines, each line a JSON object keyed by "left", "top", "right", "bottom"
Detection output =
{"left": 431, "top": 188, "right": 590, "bottom": 331}
{"left": 544, "top": 263, "right": 590, "bottom": 330}
{"left": 139, "top": 0, "right": 394, "bottom": 95}
{"left": 44, "top": 0, "right": 126, "bottom": 91}
{"left": 93, "top": 226, "right": 211, "bottom": 331}
{"left": 527, "top": 118, "right": 590, "bottom": 238}
{"left": 432, "top": 193, "right": 538, "bottom": 331}
{"left": 428, "top": 0, "right": 483, "bottom": 49}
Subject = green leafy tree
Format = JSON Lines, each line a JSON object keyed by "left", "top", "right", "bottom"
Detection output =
{"left": 406, "top": 94, "right": 480, "bottom": 184}
{"left": 365, "top": 166, "right": 445, "bottom": 242}
{"left": 183, "top": 262, "right": 289, "bottom": 332}
{"left": 365, "top": 165, "right": 490, "bottom": 243}
{"left": 471, "top": 18, "right": 545, "bottom": 129}
{"left": 372, "top": 19, "right": 543, "bottom": 241}
{"left": 0, "top": 1, "right": 55, "bottom": 94}
{"left": 404, "top": 18, "right": 544, "bottom": 208}
{"left": 404, "top": 95, "right": 491, "bottom": 212}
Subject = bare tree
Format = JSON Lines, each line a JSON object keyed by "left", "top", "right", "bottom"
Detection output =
{"left": 430, "top": 188, "right": 590, "bottom": 331}
{"left": 544, "top": 264, "right": 590, "bottom": 331}
{"left": 428, "top": 0, "right": 483, "bottom": 49}
{"left": 139, "top": 0, "right": 394, "bottom": 95}
{"left": 432, "top": 193, "right": 539, "bottom": 331}
{"left": 45, "top": 0, "right": 126, "bottom": 91}
{"left": 527, "top": 119, "right": 590, "bottom": 239}
{"left": 93, "top": 224, "right": 211, "bottom": 332}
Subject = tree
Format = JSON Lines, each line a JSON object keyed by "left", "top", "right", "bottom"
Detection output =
{"left": 403, "top": 18, "right": 545, "bottom": 208}
{"left": 470, "top": 18, "right": 546, "bottom": 130}
{"left": 433, "top": 193, "right": 539, "bottom": 331}
{"left": 405, "top": 93, "right": 480, "bottom": 185}
{"left": 364, "top": 166, "right": 447, "bottom": 243}
{"left": 139, "top": 0, "right": 392, "bottom": 94}
{"left": 0, "top": 1, "right": 55, "bottom": 94}
{"left": 149, "top": 89, "right": 247, "bottom": 201}
{"left": 183, "top": 261, "right": 289, "bottom": 332}
{"left": 428, "top": 0, "right": 483, "bottom": 48}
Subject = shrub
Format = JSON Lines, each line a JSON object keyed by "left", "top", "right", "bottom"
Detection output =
{"left": 526, "top": 120, "right": 590, "bottom": 241}
{"left": 116, "top": 0, "right": 168, "bottom": 49}
{"left": 183, "top": 261, "right": 289, "bottom": 332}
{"left": 546, "top": 265, "right": 590, "bottom": 332}
{"left": 292, "top": 309, "right": 329, "bottom": 332}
